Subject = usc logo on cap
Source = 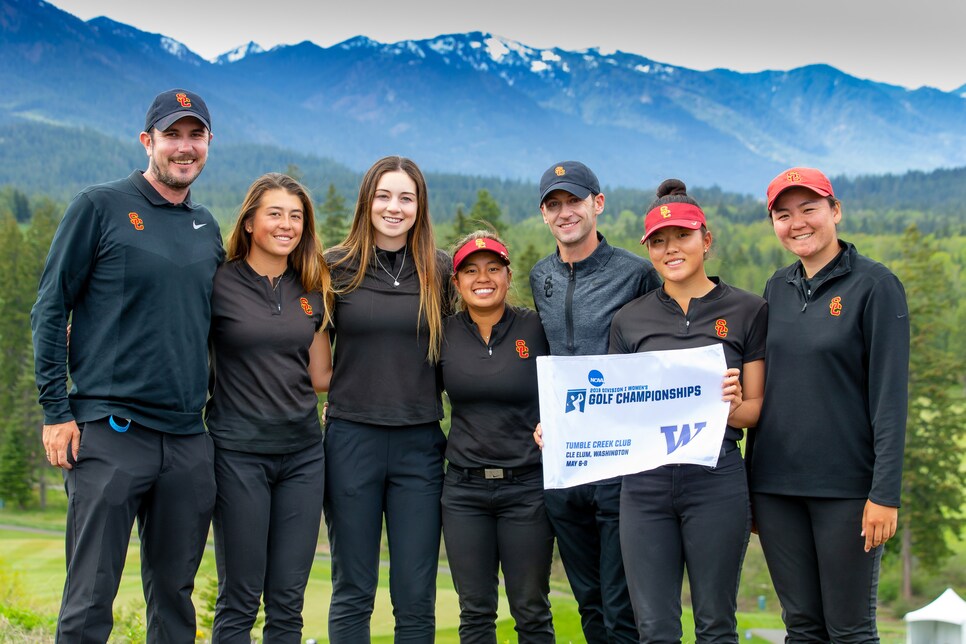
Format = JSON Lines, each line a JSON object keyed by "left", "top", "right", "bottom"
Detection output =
{"left": 714, "top": 318, "right": 728, "bottom": 338}
{"left": 829, "top": 296, "right": 843, "bottom": 317}
{"left": 128, "top": 212, "right": 144, "bottom": 230}
{"left": 176, "top": 93, "right": 191, "bottom": 108}
{"left": 785, "top": 171, "right": 802, "bottom": 182}
{"left": 660, "top": 205, "right": 671, "bottom": 219}
{"left": 475, "top": 238, "right": 487, "bottom": 249}
{"left": 555, "top": 166, "right": 566, "bottom": 176}
{"left": 515, "top": 340, "right": 529, "bottom": 358}
{"left": 299, "top": 297, "right": 313, "bottom": 316}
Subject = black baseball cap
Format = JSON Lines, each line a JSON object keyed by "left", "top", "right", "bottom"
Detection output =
{"left": 539, "top": 161, "right": 600, "bottom": 204}
{"left": 144, "top": 89, "right": 211, "bottom": 133}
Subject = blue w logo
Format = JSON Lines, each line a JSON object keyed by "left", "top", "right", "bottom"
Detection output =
{"left": 660, "top": 422, "right": 707, "bottom": 454}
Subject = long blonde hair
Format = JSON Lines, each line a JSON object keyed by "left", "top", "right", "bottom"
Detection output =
{"left": 328, "top": 156, "right": 445, "bottom": 362}
{"left": 226, "top": 172, "right": 334, "bottom": 326}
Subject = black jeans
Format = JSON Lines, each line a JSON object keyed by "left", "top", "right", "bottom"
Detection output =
{"left": 323, "top": 418, "right": 446, "bottom": 644}
{"left": 753, "top": 494, "right": 882, "bottom": 644}
{"left": 544, "top": 479, "right": 637, "bottom": 643}
{"left": 620, "top": 448, "right": 751, "bottom": 644}
{"left": 211, "top": 440, "right": 325, "bottom": 643}
{"left": 442, "top": 466, "right": 555, "bottom": 644}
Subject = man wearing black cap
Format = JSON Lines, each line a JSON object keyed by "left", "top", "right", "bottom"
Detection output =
{"left": 31, "top": 89, "right": 223, "bottom": 642}
{"left": 529, "top": 161, "right": 661, "bottom": 643}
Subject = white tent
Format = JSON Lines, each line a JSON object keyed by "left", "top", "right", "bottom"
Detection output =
{"left": 905, "top": 588, "right": 966, "bottom": 644}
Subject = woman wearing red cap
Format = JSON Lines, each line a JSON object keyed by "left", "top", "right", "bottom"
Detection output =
{"left": 749, "top": 167, "right": 909, "bottom": 642}
{"left": 323, "top": 156, "right": 452, "bottom": 642}
{"left": 608, "top": 180, "right": 767, "bottom": 642}
{"left": 440, "top": 230, "right": 554, "bottom": 642}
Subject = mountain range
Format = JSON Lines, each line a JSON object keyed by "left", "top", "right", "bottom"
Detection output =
{"left": 2, "top": 0, "right": 965, "bottom": 194}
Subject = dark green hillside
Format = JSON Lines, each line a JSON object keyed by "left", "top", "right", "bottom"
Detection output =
{"left": 1, "top": 121, "right": 963, "bottom": 234}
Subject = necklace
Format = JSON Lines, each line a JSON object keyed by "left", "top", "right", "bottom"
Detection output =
{"left": 373, "top": 246, "right": 407, "bottom": 287}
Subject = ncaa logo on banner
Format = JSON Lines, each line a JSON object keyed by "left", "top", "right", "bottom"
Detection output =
{"left": 588, "top": 370, "right": 604, "bottom": 387}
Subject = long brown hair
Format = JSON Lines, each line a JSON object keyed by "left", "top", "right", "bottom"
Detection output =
{"left": 226, "top": 172, "right": 334, "bottom": 326}
{"left": 328, "top": 156, "right": 445, "bottom": 362}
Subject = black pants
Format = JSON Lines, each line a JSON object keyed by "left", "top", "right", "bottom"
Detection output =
{"left": 544, "top": 479, "right": 637, "bottom": 643}
{"left": 211, "top": 440, "right": 325, "bottom": 643}
{"left": 323, "top": 418, "right": 446, "bottom": 643}
{"left": 753, "top": 494, "right": 882, "bottom": 644}
{"left": 620, "top": 448, "right": 750, "bottom": 644}
{"left": 441, "top": 466, "right": 555, "bottom": 644}
{"left": 57, "top": 418, "right": 215, "bottom": 643}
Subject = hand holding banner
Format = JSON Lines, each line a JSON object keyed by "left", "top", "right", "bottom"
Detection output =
{"left": 537, "top": 344, "right": 730, "bottom": 489}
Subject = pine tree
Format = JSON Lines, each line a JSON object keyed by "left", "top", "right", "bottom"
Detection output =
{"left": 468, "top": 189, "right": 506, "bottom": 235}
{"left": 318, "top": 183, "right": 350, "bottom": 249}
{"left": 894, "top": 225, "right": 966, "bottom": 600}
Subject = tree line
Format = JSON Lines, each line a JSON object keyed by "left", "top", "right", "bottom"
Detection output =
{"left": 0, "top": 180, "right": 963, "bottom": 604}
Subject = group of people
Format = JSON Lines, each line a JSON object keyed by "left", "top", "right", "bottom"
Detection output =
{"left": 31, "top": 88, "right": 908, "bottom": 644}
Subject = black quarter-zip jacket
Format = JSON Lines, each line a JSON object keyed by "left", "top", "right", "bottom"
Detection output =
{"left": 749, "top": 241, "right": 909, "bottom": 507}
{"left": 529, "top": 234, "right": 661, "bottom": 356}
{"left": 609, "top": 278, "right": 767, "bottom": 443}
{"left": 31, "top": 171, "right": 224, "bottom": 433}
{"left": 440, "top": 306, "right": 549, "bottom": 469}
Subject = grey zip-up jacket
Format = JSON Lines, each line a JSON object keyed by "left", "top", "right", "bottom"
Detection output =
{"left": 529, "top": 234, "right": 661, "bottom": 356}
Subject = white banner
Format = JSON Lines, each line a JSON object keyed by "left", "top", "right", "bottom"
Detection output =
{"left": 537, "top": 344, "right": 730, "bottom": 489}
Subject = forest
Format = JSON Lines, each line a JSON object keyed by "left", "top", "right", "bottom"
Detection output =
{"left": 0, "top": 156, "right": 963, "bottom": 623}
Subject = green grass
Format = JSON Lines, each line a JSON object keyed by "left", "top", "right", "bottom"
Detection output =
{"left": 0, "top": 499, "right": 920, "bottom": 643}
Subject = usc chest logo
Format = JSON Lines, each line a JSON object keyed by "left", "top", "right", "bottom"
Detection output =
{"left": 714, "top": 318, "right": 728, "bottom": 338}
{"left": 128, "top": 212, "right": 144, "bottom": 230}
{"left": 299, "top": 297, "right": 313, "bottom": 315}
{"left": 829, "top": 296, "right": 843, "bottom": 317}
{"left": 515, "top": 340, "right": 529, "bottom": 358}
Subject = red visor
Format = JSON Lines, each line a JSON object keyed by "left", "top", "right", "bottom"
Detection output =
{"left": 453, "top": 238, "right": 511, "bottom": 271}
{"left": 641, "top": 202, "right": 707, "bottom": 244}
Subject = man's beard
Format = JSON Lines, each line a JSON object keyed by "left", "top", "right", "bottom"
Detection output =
{"left": 150, "top": 156, "right": 205, "bottom": 189}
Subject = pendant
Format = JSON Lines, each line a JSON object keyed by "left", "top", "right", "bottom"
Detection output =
{"left": 393, "top": 280, "right": 400, "bottom": 287}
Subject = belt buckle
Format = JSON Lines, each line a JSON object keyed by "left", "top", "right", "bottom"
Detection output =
{"left": 484, "top": 468, "right": 504, "bottom": 479}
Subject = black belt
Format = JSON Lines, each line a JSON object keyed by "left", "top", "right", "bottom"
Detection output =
{"left": 448, "top": 463, "right": 542, "bottom": 480}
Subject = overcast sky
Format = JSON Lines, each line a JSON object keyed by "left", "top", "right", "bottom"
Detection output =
{"left": 50, "top": 0, "right": 966, "bottom": 92}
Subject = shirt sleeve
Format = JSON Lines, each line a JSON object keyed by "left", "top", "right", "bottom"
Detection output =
{"left": 607, "top": 307, "right": 630, "bottom": 355}
{"left": 637, "top": 261, "right": 662, "bottom": 296}
{"left": 744, "top": 300, "right": 768, "bottom": 363}
{"left": 864, "top": 272, "right": 910, "bottom": 507}
{"left": 30, "top": 193, "right": 102, "bottom": 424}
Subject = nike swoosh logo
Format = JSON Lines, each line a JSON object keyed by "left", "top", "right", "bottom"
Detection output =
{"left": 897, "top": 313, "right": 907, "bottom": 319}
{"left": 192, "top": 221, "right": 207, "bottom": 229}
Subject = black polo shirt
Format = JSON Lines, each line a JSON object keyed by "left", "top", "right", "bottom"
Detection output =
{"left": 441, "top": 306, "right": 550, "bottom": 469}
{"left": 325, "top": 247, "right": 453, "bottom": 426}
{"left": 206, "top": 260, "right": 325, "bottom": 454}
{"left": 609, "top": 278, "right": 767, "bottom": 442}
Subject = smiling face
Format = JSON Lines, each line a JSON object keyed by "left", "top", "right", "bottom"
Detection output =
{"left": 246, "top": 188, "right": 304, "bottom": 268}
{"left": 370, "top": 170, "right": 418, "bottom": 250}
{"left": 540, "top": 189, "right": 604, "bottom": 261}
{"left": 453, "top": 251, "right": 511, "bottom": 316}
{"left": 770, "top": 186, "right": 842, "bottom": 275}
{"left": 645, "top": 225, "right": 711, "bottom": 286}
{"left": 140, "top": 116, "right": 210, "bottom": 198}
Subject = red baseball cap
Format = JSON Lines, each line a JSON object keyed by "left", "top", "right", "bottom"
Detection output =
{"left": 766, "top": 167, "right": 835, "bottom": 211}
{"left": 453, "top": 237, "right": 510, "bottom": 271}
{"left": 640, "top": 202, "right": 706, "bottom": 244}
